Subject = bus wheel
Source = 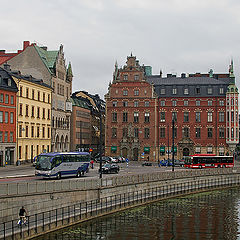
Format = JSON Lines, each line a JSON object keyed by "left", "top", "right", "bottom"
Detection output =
{"left": 56, "top": 173, "right": 61, "bottom": 180}
{"left": 199, "top": 165, "right": 202, "bottom": 169}
{"left": 77, "top": 171, "right": 81, "bottom": 178}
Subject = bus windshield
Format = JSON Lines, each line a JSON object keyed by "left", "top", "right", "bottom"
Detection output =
{"left": 35, "top": 155, "right": 52, "bottom": 170}
{"left": 183, "top": 156, "right": 192, "bottom": 164}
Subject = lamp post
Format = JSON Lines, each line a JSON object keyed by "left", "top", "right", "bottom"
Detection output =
{"left": 167, "top": 124, "right": 170, "bottom": 161}
{"left": 99, "top": 107, "right": 103, "bottom": 179}
{"left": 172, "top": 119, "right": 175, "bottom": 172}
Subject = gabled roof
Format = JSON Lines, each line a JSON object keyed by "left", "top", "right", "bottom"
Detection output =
{"left": 34, "top": 45, "right": 58, "bottom": 75}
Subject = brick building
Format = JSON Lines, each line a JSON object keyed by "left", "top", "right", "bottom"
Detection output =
{"left": 105, "top": 55, "right": 239, "bottom": 161}
{"left": 0, "top": 66, "right": 18, "bottom": 166}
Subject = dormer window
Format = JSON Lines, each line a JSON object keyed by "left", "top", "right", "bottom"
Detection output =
{"left": 207, "top": 87, "right": 213, "bottom": 94}
{"left": 123, "top": 90, "right": 128, "bottom": 96}
{"left": 112, "top": 101, "right": 117, "bottom": 107}
{"left": 195, "top": 87, "right": 200, "bottom": 94}
{"left": 123, "top": 75, "right": 128, "bottom": 80}
{"left": 219, "top": 87, "right": 224, "bottom": 94}
{"left": 184, "top": 88, "right": 189, "bottom": 95}
{"left": 160, "top": 88, "right": 166, "bottom": 95}
{"left": 8, "top": 79, "right": 11, "bottom": 86}
{"left": 172, "top": 88, "right": 177, "bottom": 95}
{"left": 134, "top": 75, "right": 139, "bottom": 81}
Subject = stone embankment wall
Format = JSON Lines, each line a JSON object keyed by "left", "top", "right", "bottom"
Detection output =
{"left": 0, "top": 168, "right": 239, "bottom": 223}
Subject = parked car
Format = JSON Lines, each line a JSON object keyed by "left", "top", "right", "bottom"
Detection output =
{"left": 99, "top": 163, "right": 120, "bottom": 174}
{"left": 160, "top": 160, "right": 172, "bottom": 167}
{"left": 111, "top": 157, "right": 119, "bottom": 163}
{"left": 95, "top": 156, "right": 112, "bottom": 163}
{"left": 172, "top": 159, "right": 185, "bottom": 167}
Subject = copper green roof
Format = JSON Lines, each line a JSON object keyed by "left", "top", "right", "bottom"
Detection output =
{"left": 34, "top": 45, "right": 58, "bottom": 75}
{"left": 67, "top": 62, "right": 73, "bottom": 77}
{"left": 70, "top": 97, "right": 90, "bottom": 109}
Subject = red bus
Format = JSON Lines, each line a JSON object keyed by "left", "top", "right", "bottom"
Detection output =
{"left": 184, "top": 154, "right": 234, "bottom": 169}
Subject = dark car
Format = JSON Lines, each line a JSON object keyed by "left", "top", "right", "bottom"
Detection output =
{"left": 142, "top": 161, "right": 152, "bottom": 166}
{"left": 99, "top": 163, "right": 120, "bottom": 174}
{"left": 172, "top": 159, "right": 185, "bottom": 167}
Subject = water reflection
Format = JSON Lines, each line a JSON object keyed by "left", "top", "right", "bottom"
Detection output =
{"left": 35, "top": 188, "right": 240, "bottom": 240}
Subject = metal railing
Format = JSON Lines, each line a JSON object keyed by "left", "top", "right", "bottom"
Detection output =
{"left": 0, "top": 174, "right": 240, "bottom": 239}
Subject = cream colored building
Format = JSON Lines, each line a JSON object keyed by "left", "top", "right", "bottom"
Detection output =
{"left": 12, "top": 73, "right": 52, "bottom": 163}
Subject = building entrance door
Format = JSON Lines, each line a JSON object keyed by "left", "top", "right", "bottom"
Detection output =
{"left": 183, "top": 148, "right": 190, "bottom": 156}
{"left": 122, "top": 148, "right": 127, "bottom": 158}
{"left": 133, "top": 148, "right": 138, "bottom": 161}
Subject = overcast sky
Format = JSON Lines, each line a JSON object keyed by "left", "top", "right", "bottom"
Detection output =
{"left": 1, "top": 0, "right": 240, "bottom": 98}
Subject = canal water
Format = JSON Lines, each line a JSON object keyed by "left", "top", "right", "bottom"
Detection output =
{"left": 35, "top": 187, "right": 240, "bottom": 240}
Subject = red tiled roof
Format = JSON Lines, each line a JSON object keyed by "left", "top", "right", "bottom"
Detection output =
{"left": 0, "top": 54, "right": 17, "bottom": 65}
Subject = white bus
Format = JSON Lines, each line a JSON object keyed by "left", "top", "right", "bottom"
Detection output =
{"left": 35, "top": 152, "right": 90, "bottom": 179}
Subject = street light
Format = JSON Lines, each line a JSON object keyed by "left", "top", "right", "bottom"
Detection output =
{"left": 98, "top": 104, "right": 103, "bottom": 179}
{"left": 172, "top": 119, "right": 175, "bottom": 172}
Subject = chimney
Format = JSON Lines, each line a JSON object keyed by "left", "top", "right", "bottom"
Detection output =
{"left": 0, "top": 50, "right": 5, "bottom": 54}
{"left": 3, "top": 63, "right": 11, "bottom": 71}
{"left": 181, "top": 73, "right": 186, "bottom": 78}
{"left": 23, "top": 41, "right": 30, "bottom": 49}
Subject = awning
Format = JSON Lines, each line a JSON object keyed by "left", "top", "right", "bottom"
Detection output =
{"left": 111, "top": 146, "right": 117, "bottom": 151}
{"left": 160, "top": 146, "right": 165, "bottom": 152}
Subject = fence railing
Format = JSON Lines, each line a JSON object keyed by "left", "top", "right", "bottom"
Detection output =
{"left": 1, "top": 174, "right": 240, "bottom": 240}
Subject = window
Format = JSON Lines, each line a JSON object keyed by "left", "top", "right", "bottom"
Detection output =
{"left": 208, "top": 112, "right": 213, "bottom": 122}
{"left": 160, "top": 128, "right": 165, "bottom": 138}
{"left": 145, "top": 112, "right": 150, "bottom": 123}
{"left": 32, "top": 89, "right": 35, "bottom": 99}
{"left": 31, "top": 126, "right": 34, "bottom": 137}
{"left": 160, "top": 88, "right": 165, "bottom": 95}
{"left": 208, "top": 100, "right": 212, "bottom": 106}
{"left": 184, "top": 100, "right": 188, "bottom": 106}
{"left": 207, "top": 128, "right": 213, "bottom": 138}
{"left": 37, "top": 107, "right": 40, "bottom": 118}
{"left": 134, "top": 112, "right": 139, "bottom": 123}
{"left": 144, "top": 128, "right": 150, "bottom": 138}
{"left": 5, "top": 112, "right": 8, "bottom": 123}
{"left": 172, "top": 88, "right": 177, "bottom": 94}
{"left": 10, "top": 112, "right": 13, "bottom": 124}
{"left": 184, "top": 88, "right": 189, "bottom": 95}
{"left": 4, "top": 132, "right": 8, "bottom": 142}
{"left": 19, "top": 104, "right": 23, "bottom": 116}
{"left": 123, "top": 112, "right": 128, "bottom": 122}
{"left": 123, "top": 101, "right": 128, "bottom": 107}
{"left": 123, "top": 128, "right": 128, "bottom": 137}
{"left": 38, "top": 91, "right": 40, "bottom": 101}
{"left": 207, "top": 88, "right": 213, "bottom": 94}
{"left": 19, "top": 125, "right": 22, "bottom": 137}
{"left": 219, "top": 112, "right": 224, "bottom": 122}
{"left": 10, "top": 132, "right": 13, "bottom": 142}
{"left": 0, "top": 93, "right": 4, "bottom": 103}
{"left": 123, "top": 90, "right": 128, "bottom": 96}
{"left": 160, "top": 112, "right": 165, "bottom": 122}
{"left": 196, "top": 112, "right": 201, "bottom": 122}
{"left": 134, "top": 101, "right": 138, "bottom": 107}
{"left": 123, "top": 75, "right": 128, "bottom": 80}
{"left": 48, "top": 94, "right": 50, "bottom": 103}
{"left": 37, "top": 127, "right": 40, "bottom": 138}
{"left": 42, "top": 127, "right": 45, "bottom": 138}
{"left": 25, "top": 105, "right": 29, "bottom": 117}
{"left": 20, "top": 86, "right": 23, "bottom": 97}
{"left": 134, "top": 90, "right": 139, "bottom": 96}
{"left": 195, "top": 146, "right": 201, "bottom": 154}
{"left": 10, "top": 96, "right": 14, "bottom": 105}
{"left": 195, "top": 128, "right": 201, "bottom": 138}
{"left": 19, "top": 146, "right": 22, "bottom": 159}
{"left": 31, "top": 106, "right": 34, "bottom": 117}
{"left": 172, "top": 112, "right": 177, "bottom": 121}
{"left": 134, "top": 75, "right": 139, "bottom": 81}
{"left": 5, "top": 94, "right": 9, "bottom": 104}
{"left": 172, "top": 100, "right": 177, "bottom": 106}
{"left": 218, "top": 127, "right": 224, "bottom": 139}
{"left": 195, "top": 87, "right": 200, "bottom": 94}
{"left": 183, "top": 127, "right": 189, "bottom": 138}
{"left": 196, "top": 100, "right": 200, "bottom": 106}
{"left": 112, "top": 128, "right": 117, "bottom": 138}
{"left": 184, "top": 112, "right": 189, "bottom": 122}
{"left": 219, "top": 87, "right": 224, "bottom": 94}
{"left": 48, "top": 109, "right": 50, "bottom": 120}
{"left": 26, "top": 125, "right": 28, "bottom": 137}
{"left": 227, "top": 112, "right": 229, "bottom": 122}
{"left": 0, "top": 111, "right": 3, "bottom": 123}
{"left": 0, "top": 131, "right": 2, "bottom": 142}
{"left": 219, "top": 147, "right": 224, "bottom": 156}
{"left": 160, "top": 100, "right": 165, "bottom": 106}
{"left": 231, "top": 112, "right": 234, "bottom": 122}
{"left": 134, "top": 128, "right": 139, "bottom": 138}
{"left": 231, "top": 128, "right": 234, "bottom": 138}
{"left": 113, "top": 101, "right": 117, "bottom": 107}
{"left": 145, "top": 101, "right": 150, "bottom": 107}
{"left": 48, "top": 127, "right": 50, "bottom": 138}
{"left": 219, "top": 100, "right": 224, "bottom": 106}
{"left": 42, "top": 108, "right": 45, "bottom": 119}
{"left": 207, "top": 146, "right": 213, "bottom": 154}
{"left": 112, "top": 112, "right": 117, "bottom": 122}
{"left": 26, "top": 88, "right": 29, "bottom": 98}
{"left": 43, "top": 93, "right": 45, "bottom": 102}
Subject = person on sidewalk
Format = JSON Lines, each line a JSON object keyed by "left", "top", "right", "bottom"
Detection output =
{"left": 90, "top": 160, "right": 94, "bottom": 169}
{"left": 18, "top": 206, "right": 27, "bottom": 225}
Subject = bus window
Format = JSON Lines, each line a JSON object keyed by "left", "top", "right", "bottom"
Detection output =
{"left": 52, "top": 156, "right": 62, "bottom": 168}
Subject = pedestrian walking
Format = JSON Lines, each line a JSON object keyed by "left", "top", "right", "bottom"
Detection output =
{"left": 90, "top": 160, "right": 94, "bottom": 169}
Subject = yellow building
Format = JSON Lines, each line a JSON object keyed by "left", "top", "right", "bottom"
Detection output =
{"left": 12, "top": 73, "right": 52, "bottom": 163}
